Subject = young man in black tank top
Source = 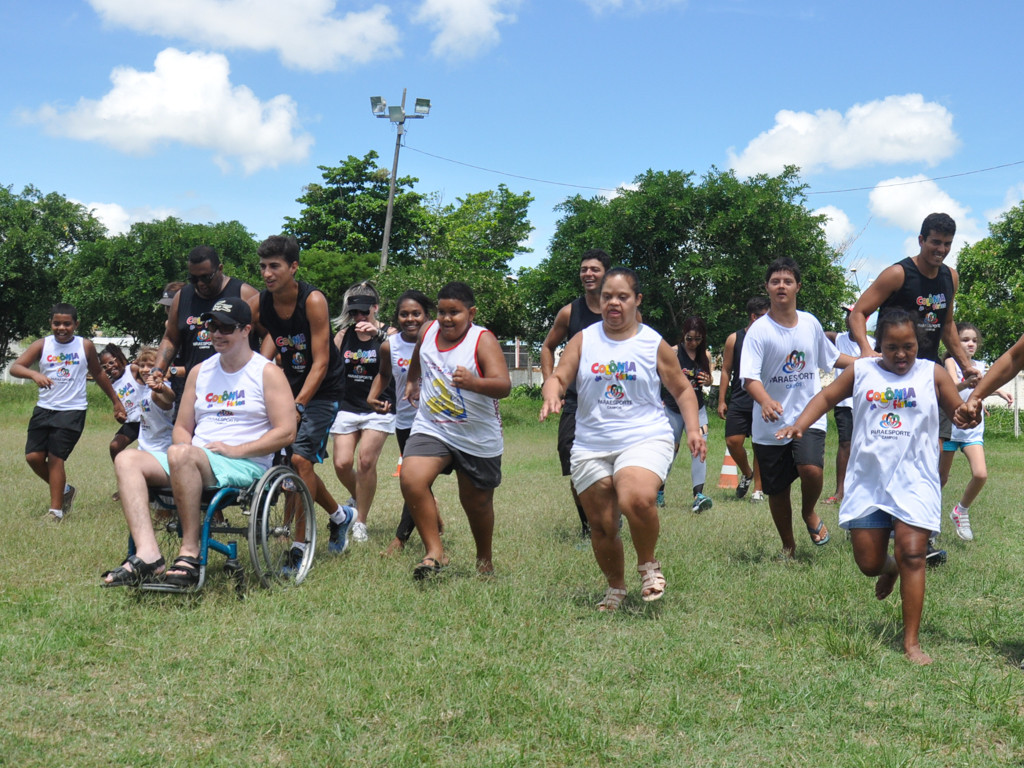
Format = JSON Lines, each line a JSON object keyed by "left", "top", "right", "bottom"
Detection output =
{"left": 249, "top": 236, "right": 355, "bottom": 564}
{"left": 149, "top": 245, "right": 259, "bottom": 397}
{"left": 540, "top": 249, "right": 610, "bottom": 539}
{"left": 848, "top": 213, "right": 979, "bottom": 565}
{"left": 717, "top": 296, "right": 769, "bottom": 501}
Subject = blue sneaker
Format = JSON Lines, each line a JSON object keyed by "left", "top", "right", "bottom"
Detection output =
{"left": 691, "top": 493, "right": 713, "bottom": 514}
{"left": 281, "top": 546, "right": 304, "bottom": 575}
{"left": 656, "top": 489, "right": 666, "bottom": 508}
{"left": 328, "top": 505, "right": 356, "bottom": 555}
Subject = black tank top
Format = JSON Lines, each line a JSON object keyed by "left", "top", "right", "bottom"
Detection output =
{"left": 176, "top": 277, "right": 245, "bottom": 373}
{"left": 338, "top": 326, "right": 392, "bottom": 414}
{"left": 562, "top": 296, "right": 603, "bottom": 413}
{"left": 664, "top": 345, "right": 707, "bottom": 412}
{"left": 728, "top": 327, "right": 749, "bottom": 400}
{"left": 258, "top": 281, "right": 345, "bottom": 401}
{"left": 880, "top": 257, "right": 954, "bottom": 363}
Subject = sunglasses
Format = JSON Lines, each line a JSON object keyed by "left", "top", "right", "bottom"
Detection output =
{"left": 188, "top": 271, "right": 218, "bottom": 285}
{"left": 349, "top": 308, "right": 371, "bottom": 316}
{"left": 205, "top": 320, "right": 239, "bottom": 334}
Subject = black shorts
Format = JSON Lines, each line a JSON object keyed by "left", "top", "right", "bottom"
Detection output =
{"left": 724, "top": 392, "right": 754, "bottom": 438}
{"left": 753, "top": 429, "right": 826, "bottom": 497}
{"left": 939, "top": 409, "right": 952, "bottom": 442}
{"left": 25, "top": 407, "right": 86, "bottom": 461}
{"left": 293, "top": 399, "right": 338, "bottom": 463}
{"left": 833, "top": 406, "right": 853, "bottom": 444}
{"left": 404, "top": 432, "right": 502, "bottom": 489}
{"left": 557, "top": 409, "right": 577, "bottom": 476}
{"left": 114, "top": 421, "right": 141, "bottom": 442}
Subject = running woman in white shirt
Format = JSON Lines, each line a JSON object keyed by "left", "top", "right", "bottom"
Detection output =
{"left": 740, "top": 258, "right": 855, "bottom": 557}
{"left": 541, "top": 268, "right": 706, "bottom": 611}
{"left": 939, "top": 322, "right": 1012, "bottom": 541}
{"left": 777, "top": 309, "right": 962, "bottom": 665}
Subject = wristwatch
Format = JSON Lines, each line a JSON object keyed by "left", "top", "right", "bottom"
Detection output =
{"left": 295, "top": 403, "right": 306, "bottom": 415}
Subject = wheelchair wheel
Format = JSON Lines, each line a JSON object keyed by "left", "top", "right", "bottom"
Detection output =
{"left": 149, "top": 491, "right": 182, "bottom": 553}
{"left": 248, "top": 465, "right": 316, "bottom": 587}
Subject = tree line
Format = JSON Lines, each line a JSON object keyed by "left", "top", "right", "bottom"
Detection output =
{"left": 8, "top": 152, "right": 1017, "bottom": 367}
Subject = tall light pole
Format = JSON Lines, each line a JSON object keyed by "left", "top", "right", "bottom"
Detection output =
{"left": 369, "top": 88, "right": 431, "bottom": 271}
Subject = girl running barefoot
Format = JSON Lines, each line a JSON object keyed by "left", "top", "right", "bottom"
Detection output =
{"left": 541, "top": 268, "right": 706, "bottom": 611}
{"left": 939, "top": 322, "right": 1013, "bottom": 541}
{"left": 776, "top": 309, "right": 962, "bottom": 664}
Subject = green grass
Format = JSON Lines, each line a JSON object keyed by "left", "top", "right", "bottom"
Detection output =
{"left": 2, "top": 384, "right": 1024, "bottom": 766}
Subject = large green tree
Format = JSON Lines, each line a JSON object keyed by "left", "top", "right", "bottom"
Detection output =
{"left": 954, "top": 200, "right": 1024, "bottom": 358}
{"left": 283, "top": 151, "right": 428, "bottom": 272}
{"left": 520, "top": 166, "right": 851, "bottom": 346}
{"left": 373, "top": 186, "right": 534, "bottom": 339}
{"left": 59, "top": 217, "right": 258, "bottom": 347}
{"left": 0, "top": 184, "right": 106, "bottom": 364}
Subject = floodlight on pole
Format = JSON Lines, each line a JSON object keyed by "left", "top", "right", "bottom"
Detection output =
{"left": 369, "top": 88, "right": 431, "bottom": 271}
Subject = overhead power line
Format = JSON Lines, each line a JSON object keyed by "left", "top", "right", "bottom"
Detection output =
{"left": 406, "top": 143, "right": 1024, "bottom": 198}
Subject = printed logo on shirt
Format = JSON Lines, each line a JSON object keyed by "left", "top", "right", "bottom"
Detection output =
{"left": 276, "top": 333, "right": 308, "bottom": 352}
{"left": 345, "top": 348, "right": 377, "bottom": 364}
{"left": 206, "top": 389, "right": 246, "bottom": 407}
{"left": 604, "top": 383, "right": 626, "bottom": 401}
{"left": 290, "top": 351, "right": 307, "bottom": 372}
{"left": 916, "top": 293, "right": 947, "bottom": 311}
{"left": 396, "top": 356, "right": 411, "bottom": 370}
{"left": 46, "top": 351, "right": 81, "bottom": 364}
{"left": 425, "top": 377, "right": 467, "bottom": 421}
{"left": 782, "top": 350, "right": 805, "bottom": 374}
{"left": 591, "top": 359, "right": 637, "bottom": 381}
{"left": 865, "top": 386, "right": 917, "bottom": 410}
{"left": 880, "top": 412, "right": 902, "bottom": 429}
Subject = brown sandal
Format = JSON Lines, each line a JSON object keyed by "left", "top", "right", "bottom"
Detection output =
{"left": 597, "top": 587, "right": 627, "bottom": 612}
{"left": 638, "top": 561, "right": 666, "bottom": 602}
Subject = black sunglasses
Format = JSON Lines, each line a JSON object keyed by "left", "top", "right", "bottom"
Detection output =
{"left": 205, "top": 320, "right": 239, "bottom": 334}
{"left": 189, "top": 272, "right": 218, "bottom": 285}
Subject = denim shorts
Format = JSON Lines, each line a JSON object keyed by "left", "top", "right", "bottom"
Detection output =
{"left": 845, "top": 508, "right": 894, "bottom": 529}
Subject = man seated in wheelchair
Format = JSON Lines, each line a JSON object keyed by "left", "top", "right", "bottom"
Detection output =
{"left": 103, "top": 296, "right": 296, "bottom": 587}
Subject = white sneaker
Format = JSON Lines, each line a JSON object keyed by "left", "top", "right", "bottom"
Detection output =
{"left": 351, "top": 521, "right": 369, "bottom": 543}
{"left": 750, "top": 490, "right": 765, "bottom": 503}
{"left": 950, "top": 504, "right": 973, "bottom": 541}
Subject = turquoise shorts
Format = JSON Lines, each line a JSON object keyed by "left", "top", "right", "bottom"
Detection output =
{"left": 943, "top": 439, "right": 983, "bottom": 452}
{"left": 152, "top": 448, "right": 266, "bottom": 488}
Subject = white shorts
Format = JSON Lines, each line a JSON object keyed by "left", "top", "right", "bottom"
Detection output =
{"left": 329, "top": 409, "right": 396, "bottom": 435}
{"left": 570, "top": 437, "right": 676, "bottom": 494}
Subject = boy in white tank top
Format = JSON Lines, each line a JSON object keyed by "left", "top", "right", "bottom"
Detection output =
{"left": 10, "top": 303, "right": 127, "bottom": 521}
{"left": 400, "top": 282, "right": 511, "bottom": 582}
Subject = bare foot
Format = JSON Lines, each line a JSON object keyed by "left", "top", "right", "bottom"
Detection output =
{"left": 380, "top": 537, "right": 404, "bottom": 558}
{"left": 905, "top": 644, "right": 933, "bottom": 665}
{"left": 875, "top": 571, "right": 898, "bottom": 600}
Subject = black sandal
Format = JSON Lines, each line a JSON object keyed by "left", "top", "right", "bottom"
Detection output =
{"left": 101, "top": 555, "right": 166, "bottom": 588}
{"left": 161, "top": 555, "right": 202, "bottom": 587}
{"left": 413, "top": 557, "right": 446, "bottom": 582}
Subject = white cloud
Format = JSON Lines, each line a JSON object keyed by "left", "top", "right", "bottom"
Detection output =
{"left": 76, "top": 201, "right": 178, "bottom": 235}
{"left": 25, "top": 48, "right": 313, "bottom": 174}
{"left": 413, "top": 0, "right": 519, "bottom": 60}
{"left": 729, "top": 94, "right": 959, "bottom": 177}
{"left": 867, "top": 175, "right": 986, "bottom": 264}
{"left": 814, "top": 205, "right": 855, "bottom": 248}
{"left": 985, "top": 183, "right": 1024, "bottom": 223}
{"left": 88, "top": 0, "right": 397, "bottom": 71}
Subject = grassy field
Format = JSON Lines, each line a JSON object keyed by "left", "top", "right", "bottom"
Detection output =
{"left": 2, "top": 383, "right": 1024, "bottom": 767}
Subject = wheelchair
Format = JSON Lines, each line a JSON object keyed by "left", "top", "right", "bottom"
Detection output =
{"left": 136, "top": 463, "right": 316, "bottom": 593}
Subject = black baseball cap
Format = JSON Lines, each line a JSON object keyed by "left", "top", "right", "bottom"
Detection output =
{"left": 201, "top": 297, "right": 252, "bottom": 326}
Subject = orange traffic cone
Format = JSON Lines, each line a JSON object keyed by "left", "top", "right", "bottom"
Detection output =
{"left": 392, "top": 456, "right": 403, "bottom": 477}
{"left": 717, "top": 450, "right": 738, "bottom": 489}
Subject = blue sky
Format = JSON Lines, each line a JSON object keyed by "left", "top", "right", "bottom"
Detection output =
{"left": 3, "top": 0, "right": 1023, "bottom": 290}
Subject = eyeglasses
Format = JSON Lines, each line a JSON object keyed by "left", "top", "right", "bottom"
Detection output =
{"left": 189, "top": 271, "right": 217, "bottom": 285}
{"left": 205, "top": 321, "right": 239, "bottom": 334}
{"left": 684, "top": 335, "right": 703, "bottom": 342}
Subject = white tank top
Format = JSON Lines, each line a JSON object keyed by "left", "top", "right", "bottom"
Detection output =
{"left": 411, "top": 321, "right": 503, "bottom": 457}
{"left": 38, "top": 336, "right": 88, "bottom": 411}
{"left": 138, "top": 388, "right": 175, "bottom": 453}
{"left": 840, "top": 358, "right": 941, "bottom": 533}
{"left": 112, "top": 369, "right": 142, "bottom": 423}
{"left": 192, "top": 352, "right": 275, "bottom": 470}
{"left": 949, "top": 359, "right": 987, "bottom": 443}
{"left": 573, "top": 323, "right": 673, "bottom": 453}
{"left": 389, "top": 334, "right": 418, "bottom": 430}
